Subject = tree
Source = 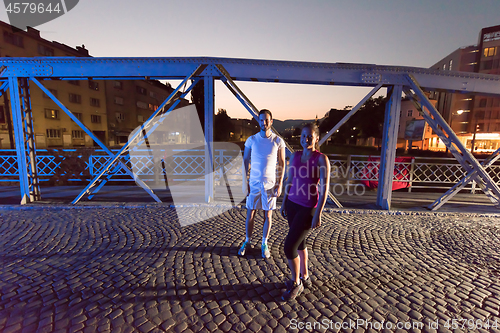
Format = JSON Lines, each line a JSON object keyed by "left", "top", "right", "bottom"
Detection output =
{"left": 319, "top": 97, "right": 387, "bottom": 144}
{"left": 191, "top": 79, "right": 205, "bottom": 132}
{"left": 214, "top": 109, "right": 235, "bottom": 141}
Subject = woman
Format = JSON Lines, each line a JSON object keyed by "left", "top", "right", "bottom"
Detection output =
{"left": 280, "top": 123, "right": 330, "bottom": 301}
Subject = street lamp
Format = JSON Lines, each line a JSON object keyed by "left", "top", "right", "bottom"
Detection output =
{"left": 449, "top": 109, "right": 464, "bottom": 131}
{"left": 470, "top": 112, "right": 480, "bottom": 153}
{"left": 446, "top": 110, "right": 465, "bottom": 154}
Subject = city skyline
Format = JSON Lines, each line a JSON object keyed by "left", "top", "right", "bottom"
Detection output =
{"left": 1, "top": 0, "right": 499, "bottom": 120}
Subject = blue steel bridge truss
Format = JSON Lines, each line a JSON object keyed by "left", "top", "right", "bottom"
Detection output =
{"left": 2, "top": 56, "right": 500, "bottom": 210}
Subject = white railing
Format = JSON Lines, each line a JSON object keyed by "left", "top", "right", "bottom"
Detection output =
{"left": 2, "top": 149, "right": 499, "bottom": 193}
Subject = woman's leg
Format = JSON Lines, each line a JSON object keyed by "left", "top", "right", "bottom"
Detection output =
{"left": 298, "top": 248, "right": 309, "bottom": 279}
{"left": 284, "top": 201, "right": 312, "bottom": 284}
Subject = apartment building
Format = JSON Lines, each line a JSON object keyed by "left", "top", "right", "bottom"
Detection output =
{"left": 0, "top": 21, "right": 107, "bottom": 148}
{"left": 0, "top": 20, "right": 189, "bottom": 149}
{"left": 106, "top": 79, "right": 191, "bottom": 147}
{"left": 430, "top": 24, "right": 500, "bottom": 153}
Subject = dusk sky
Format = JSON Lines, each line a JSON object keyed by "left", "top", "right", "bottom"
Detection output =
{"left": 2, "top": 0, "right": 500, "bottom": 121}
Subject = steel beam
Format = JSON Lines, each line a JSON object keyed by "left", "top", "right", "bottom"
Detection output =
{"left": 71, "top": 65, "right": 205, "bottom": 204}
{"left": 19, "top": 78, "right": 40, "bottom": 202}
{"left": 429, "top": 148, "right": 500, "bottom": 210}
{"left": 2, "top": 57, "right": 500, "bottom": 96}
{"left": 205, "top": 76, "right": 215, "bottom": 203}
{"left": 30, "top": 77, "right": 154, "bottom": 201}
{"left": 405, "top": 74, "right": 500, "bottom": 207}
{"left": 8, "top": 77, "right": 30, "bottom": 204}
{"left": 376, "top": 85, "right": 402, "bottom": 210}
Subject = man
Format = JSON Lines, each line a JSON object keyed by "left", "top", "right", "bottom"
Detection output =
{"left": 239, "top": 109, "right": 286, "bottom": 259}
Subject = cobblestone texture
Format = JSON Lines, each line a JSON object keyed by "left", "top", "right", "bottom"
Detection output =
{"left": 0, "top": 206, "right": 500, "bottom": 332}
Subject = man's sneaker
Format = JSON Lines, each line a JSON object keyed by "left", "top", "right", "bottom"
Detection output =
{"left": 261, "top": 243, "right": 270, "bottom": 258}
{"left": 286, "top": 276, "right": 312, "bottom": 289}
{"left": 238, "top": 241, "right": 252, "bottom": 256}
{"left": 282, "top": 281, "right": 303, "bottom": 301}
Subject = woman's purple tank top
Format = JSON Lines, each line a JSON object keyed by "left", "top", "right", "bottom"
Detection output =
{"left": 287, "top": 150, "right": 323, "bottom": 208}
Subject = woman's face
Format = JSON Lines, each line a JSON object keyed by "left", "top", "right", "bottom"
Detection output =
{"left": 300, "top": 127, "right": 319, "bottom": 150}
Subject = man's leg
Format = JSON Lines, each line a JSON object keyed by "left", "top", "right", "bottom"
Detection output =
{"left": 261, "top": 210, "right": 273, "bottom": 258}
{"left": 262, "top": 210, "right": 273, "bottom": 242}
{"left": 239, "top": 209, "right": 256, "bottom": 256}
{"left": 245, "top": 209, "right": 256, "bottom": 241}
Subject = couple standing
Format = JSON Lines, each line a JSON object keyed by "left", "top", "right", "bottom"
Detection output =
{"left": 239, "top": 109, "right": 330, "bottom": 301}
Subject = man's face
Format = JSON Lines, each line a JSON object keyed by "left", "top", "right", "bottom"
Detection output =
{"left": 259, "top": 113, "right": 273, "bottom": 132}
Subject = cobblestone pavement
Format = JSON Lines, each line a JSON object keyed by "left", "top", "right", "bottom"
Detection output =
{"left": 1, "top": 205, "right": 500, "bottom": 333}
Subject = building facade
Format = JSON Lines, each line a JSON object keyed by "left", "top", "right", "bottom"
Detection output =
{"left": 0, "top": 22, "right": 108, "bottom": 149}
{"left": 0, "top": 20, "right": 189, "bottom": 149}
{"left": 429, "top": 24, "right": 500, "bottom": 153}
{"left": 105, "top": 80, "right": 190, "bottom": 147}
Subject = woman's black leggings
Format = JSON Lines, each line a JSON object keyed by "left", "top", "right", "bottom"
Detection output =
{"left": 284, "top": 199, "right": 316, "bottom": 259}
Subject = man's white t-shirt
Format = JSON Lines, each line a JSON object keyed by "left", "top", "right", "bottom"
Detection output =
{"left": 245, "top": 132, "right": 285, "bottom": 184}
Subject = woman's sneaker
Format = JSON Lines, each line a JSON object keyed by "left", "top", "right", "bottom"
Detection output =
{"left": 285, "top": 276, "right": 312, "bottom": 289}
{"left": 282, "top": 281, "right": 303, "bottom": 301}
{"left": 301, "top": 276, "right": 312, "bottom": 289}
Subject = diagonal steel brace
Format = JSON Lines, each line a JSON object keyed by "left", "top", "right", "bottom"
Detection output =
{"left": 405, "top": 74, "right": 500, "bottom": 208}
{"left": 31, "top": 77, "right": 161, "bottom": 203}
{"left": 71, "top": 64, "right": 206, "bottom": 204}
{"left": 429, "top": 148, "right": 500, "bottom": 210}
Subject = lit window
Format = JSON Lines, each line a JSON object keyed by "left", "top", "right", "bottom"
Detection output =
{"left": 449, "top": 59, "right": 453, "bottom": 71}
{"left": 484, "top": 47, "right": 497, "bottom": 57}
{"left": 44, "top": 108, "right": 59, "bottom": 119}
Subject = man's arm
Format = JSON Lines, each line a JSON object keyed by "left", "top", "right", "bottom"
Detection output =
{"left": 280, "top": 152, "right": 295, "bottom": 218}
{"left": 274, "top": 146, "right": 286, "bottom": 197}
{"left": 243, "top": 146, "right": 251, "bottom": 194}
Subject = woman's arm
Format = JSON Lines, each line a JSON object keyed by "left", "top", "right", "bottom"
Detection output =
{"left": 311, "top": 154, "right": 331, "bottom": 229}
{"left": 280, "top": 152, "right": 296, "bottom": 218}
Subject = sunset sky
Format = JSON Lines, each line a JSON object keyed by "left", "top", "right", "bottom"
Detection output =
{"left": 1, "top": 0, "right": 499, "bottom": 120}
